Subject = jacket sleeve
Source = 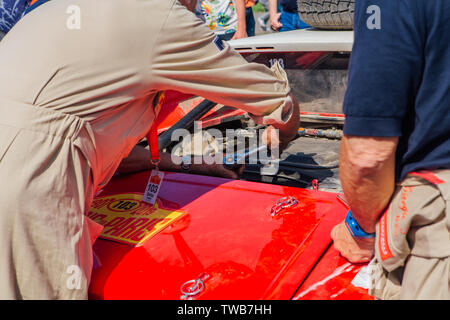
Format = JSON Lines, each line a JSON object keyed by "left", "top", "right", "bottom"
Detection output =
{"left": 150, "top": 0, "right": 294, "bottom": 125}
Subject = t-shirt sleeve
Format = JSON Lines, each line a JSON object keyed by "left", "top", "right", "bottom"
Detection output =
{"left": 150, "top": 1, "right": 294, "bottom": 126}
{"left": 343, "top": 0, "right": 425, "bottom": 137}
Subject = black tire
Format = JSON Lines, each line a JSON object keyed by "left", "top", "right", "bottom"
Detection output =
{"left": 297, "top": 0, "right": 355, "bottom": 30}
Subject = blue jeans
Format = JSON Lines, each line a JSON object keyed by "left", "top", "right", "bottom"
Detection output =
{"left": 245, "top": 7, "right": 255, "bottom": 37}
{"left": 279, "top": 10, "right": 309, "bottom": 32}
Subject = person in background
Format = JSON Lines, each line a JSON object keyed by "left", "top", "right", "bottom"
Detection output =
{"left": 243, "top": 0, "right": 256, "bottom": 36}
{"left": 195, "top": 0, "right": 249, "bottom": 41}
{"left": 268, "top": 0, "right": 309, "bottom": 32}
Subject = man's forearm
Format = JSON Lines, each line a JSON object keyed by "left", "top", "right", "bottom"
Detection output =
{"left": 339, "top": 135, "right": 398, "bottom": 233}
{"left": 117, "top": 146, "right": 182, "bottom": 174}
{"left": 268, "top": 0, "right": 278, "bottom": 19}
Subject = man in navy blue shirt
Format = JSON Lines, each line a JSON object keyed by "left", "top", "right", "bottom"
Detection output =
{"left": 331, "top": 0, "right": 450, "bottom": 299}
{"left": 268, "top": 0, "right": 309, "bottom": 32}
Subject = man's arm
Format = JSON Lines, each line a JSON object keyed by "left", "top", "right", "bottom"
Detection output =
{"left": 231, "top": 0, "right": 248, "bottom": 40}
{"left": 340, "top": 135, "right": 398, "bottom": 233}
{"left": 263, "top": 92, "right": 299, "bottom": 152}
{"left": 117, "top": 145, "right": 244, "bottom": 179}
{"left": 331, "top": 135, "right": 398, "bottom": 263}
{"left": 152, "top": 2, "right": 298, "bottom": 152}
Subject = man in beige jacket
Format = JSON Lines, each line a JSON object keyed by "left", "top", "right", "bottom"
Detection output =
{"left": 0, "top": 0, "right": 298, "bottom": 299}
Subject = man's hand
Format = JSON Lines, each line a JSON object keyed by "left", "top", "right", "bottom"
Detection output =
{"left": 231, "top": 29, "right": 248, "bottom": 40}
{"left": 264, "top": 93, "right": 300, "bottom": 154}
{"left": 270, "top": 12, "right": 282, "bottom": 31}
{"left": 331, "top": 220, "right": 375, "bottom": 264}
{"left": 261, "top": 124, "right": 281, "bottom": 150}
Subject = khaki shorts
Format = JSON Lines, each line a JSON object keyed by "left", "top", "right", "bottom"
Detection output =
{"left": 369, "top": 170, "right": 450, "bottom": 300}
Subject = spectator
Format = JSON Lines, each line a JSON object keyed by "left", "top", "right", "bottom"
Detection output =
{"left": 244, "top": 0, "right": 256, "bottom": 36}
{"left": 269, "top": 0, "right": 309, "bottom": 32}
{"left": 195, "top": 0, "right": 249, "bottom": 41}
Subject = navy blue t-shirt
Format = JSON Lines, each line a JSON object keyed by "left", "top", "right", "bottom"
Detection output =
{"left": 343, "top": 0, "right": 450, "bottom": 181}
{"left": 280, "top": 0, "right": 297, "bottom": 13}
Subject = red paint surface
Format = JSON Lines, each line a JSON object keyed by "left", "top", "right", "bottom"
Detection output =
{"left": 88, "top": 171, "right": 372, "bottom": 300}
{"left": 293, "top": 248, "right": 373, "bottom": 300}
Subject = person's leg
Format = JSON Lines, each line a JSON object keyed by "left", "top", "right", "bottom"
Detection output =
{"left": 280, "top": 11, "right": 309, "bottom": 32}
{"left": 245, "top": 7, "right": 256, "bottom": 36}
{"left": 371, "top": 171, "right": 450, "bottom": 300}
{"left": 293, "top": 11, "right": 310, "bottom": 29}
{"left": 279, "top": 10, "right": 294, "bottom": 32}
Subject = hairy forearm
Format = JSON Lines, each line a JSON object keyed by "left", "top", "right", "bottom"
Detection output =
{"left": 339, "top": 135, "right": 398, "bottom": 233}
{"left": 117, "top": 146, "right": 182, "bottom": 174}
{"left": 117, "top": 145, "right": 242, "bottom": 179}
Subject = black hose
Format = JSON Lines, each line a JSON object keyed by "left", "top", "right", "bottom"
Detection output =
{"left": 277, "top": 160, "right": 339, "bottom": 170}
{"left": 245, "top": 161, "right": 339, "bottom": 171}
{"left": 243, "top": 168, "right": 311, "bottom": 185}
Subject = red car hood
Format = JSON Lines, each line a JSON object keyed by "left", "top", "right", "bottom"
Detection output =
{"left": 86, "top": 171, "right": 373, "bottom": 300}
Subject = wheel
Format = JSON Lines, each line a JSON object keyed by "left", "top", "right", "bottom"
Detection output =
{"left": 297, "top": 0, "right": 355, "bottom": 30}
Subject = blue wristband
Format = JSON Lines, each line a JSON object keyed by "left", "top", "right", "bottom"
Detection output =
{"left": 345, "top": 210, "right": 375, "bottom": 239}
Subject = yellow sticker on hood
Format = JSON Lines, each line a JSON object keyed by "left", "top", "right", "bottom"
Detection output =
{"left": 87, "top": 193, "right": 184, "bottom": 246}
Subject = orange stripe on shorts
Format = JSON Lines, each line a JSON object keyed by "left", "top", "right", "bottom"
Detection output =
{"left": 378, "top": 209, "right": 394, "bottom": 261}
{"left": 410, "top": 171, "right": 445, "bottom": 185}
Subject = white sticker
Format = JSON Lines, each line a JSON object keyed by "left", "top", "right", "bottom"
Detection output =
{"left": 142, "top": 170, "right": 164, "bottom": 206}
{"left": 351, "top": 263, "right": 374, "bottom": 290}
